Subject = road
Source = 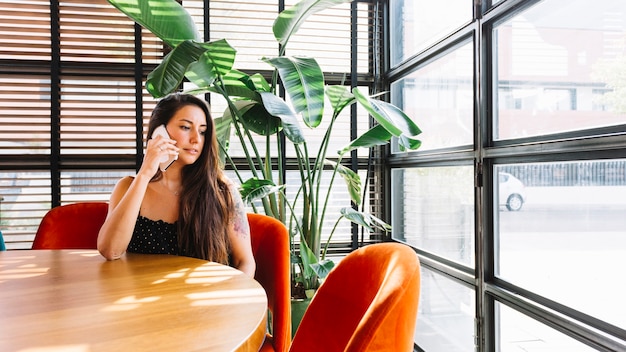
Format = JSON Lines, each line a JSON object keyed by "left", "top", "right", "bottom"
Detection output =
{"left": 496, "top": 187, "right": 626, "bottom": 334}
{"left": 499, "top": 203, "right": 626, "bottom": 233}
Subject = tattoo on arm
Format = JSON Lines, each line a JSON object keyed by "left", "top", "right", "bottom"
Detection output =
{"left": 231, "top": 190, "right": 250, "bottom": 239}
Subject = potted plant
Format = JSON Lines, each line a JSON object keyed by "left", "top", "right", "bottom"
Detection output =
{"left": 107, "top": 0, "right": 422, "bottom": 327}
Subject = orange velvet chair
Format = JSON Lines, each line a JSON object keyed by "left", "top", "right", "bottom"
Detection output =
{"left": 289, "top": 242, "right": 421, "bottom": 352}
{"left": 32, "top": 202, "right": 108, "bottom": 249}
{"left": 248, "top": 213, "right": 292, "bottom": 352}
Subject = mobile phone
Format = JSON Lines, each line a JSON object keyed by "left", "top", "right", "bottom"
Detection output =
{"left": 151, "top": 125, "right": 178, "bottom": 171}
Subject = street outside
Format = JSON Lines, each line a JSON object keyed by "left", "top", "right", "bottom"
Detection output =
{"left": 498, "top": 186, "right": 626, "bottom": 351}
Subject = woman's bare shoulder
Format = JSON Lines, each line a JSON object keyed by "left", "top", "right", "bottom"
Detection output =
{"left": 115, "top": 175, "right": 135, "bottom": 189}
{"left": 109, "top": 176, "right": 140, "bottom": 199}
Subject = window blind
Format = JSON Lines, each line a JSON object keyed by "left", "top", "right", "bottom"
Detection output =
{"left": 0, "top": 0, "right": 51, "bottom": 61}
{"left": 0, "top": 0, "right": 383, "bottom": 252}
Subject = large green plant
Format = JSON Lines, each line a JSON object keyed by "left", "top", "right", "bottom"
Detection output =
{"left": 107, "top": 0, "right": 422, "bottom": 296}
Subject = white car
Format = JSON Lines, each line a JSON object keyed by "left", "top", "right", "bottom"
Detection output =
{"left": 499, "top": 172, "right": 525, "bottom": 211}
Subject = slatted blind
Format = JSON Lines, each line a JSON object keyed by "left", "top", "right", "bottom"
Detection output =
{"left": 200, "top": 1, "right": 374, "bottom": 159}
{"left": 0, "top": 74, "right": 52, "bottom": 156}
{"left": 58, "top": 0, "right": 160, "bottom": 156}
{"left": 194, "top": 1, "right": 381, "bottom": 250}
{"left": 0, "top": 0, "right": 151, "bottom": 248}
{"left": 0, "top": 1, "right": 51, "bottom": 61}
{"left": 0, "top": 0, "right": 383, "bottom": 251}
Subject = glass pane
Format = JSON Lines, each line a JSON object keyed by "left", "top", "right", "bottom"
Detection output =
{"left": 202, "top": 0, "right": 368, "bottom": 73}
{"left": 286, "top": 1, "right": 362, "bottom": 73}
{"left": 285, "top": 169, "right": 353, "bottom": 244}
{"left": 416, "top": 267, "right": 475, "bottom": 352}
{"left": 0, "top": 171, "right": 51, "bottom": 250}
{"left": 392, "top": 166, "right": 475, "bottom": 267}
{"left": 206, "top": 0, "right": 278, "bottom": 71}
{"left": 498, "top": 303, "right": 598, "bottom": 351}
{"left": 209, "top": 83, "right": 372, "bottom": 159}
{"left": 60, "top": 170, "right": 135, "bottom": 203}
{"left": 0, "top": 75, "right": 51, "bottom": 155}
{"left": 493, "top": 0, "right": 626, "bottom": 140}
{"left": 60, "top": 78, "right": 137, "bottom": 155}
{"left": 223, "top": 169, "right": 354, "bottom": 246}
{"left": 389, "top": 0, "right": 472, "bottom": 66}
{"left": 0, "top": 0, "right": 51, "bottom": 60}
{"left": 59, "top": 0, "right": 140, "bottom": 63}
{"left": 391, "top": 41, "right": 474, "bottom": 152}
{"left": 496, "top": 161, "right": 626, "bottom": 329}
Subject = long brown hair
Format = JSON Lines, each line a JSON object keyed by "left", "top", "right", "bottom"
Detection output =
{"left": 146, "top": 93, "right": 233, "bottom": 264}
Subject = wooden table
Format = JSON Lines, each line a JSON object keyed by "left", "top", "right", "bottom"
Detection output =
{"left": 0, "top": 250, "right": 268, "bottom": 352}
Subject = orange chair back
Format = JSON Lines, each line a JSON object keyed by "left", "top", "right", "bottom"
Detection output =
{"left": 32, "top": 202, "right": 108, "bottom": 250}
{"left": 248, "top": 213, "right": 292, "bottom": 352}
{"left": 289, "top": 242, "right": 421, "bottom": 352}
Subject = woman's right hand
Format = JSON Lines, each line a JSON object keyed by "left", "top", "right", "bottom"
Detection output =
{"left": 140, "top": 135, "right": 178, "bottom": 176}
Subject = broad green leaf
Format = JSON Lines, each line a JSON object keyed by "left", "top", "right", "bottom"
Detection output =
{"left": 199, "top": 70, "right": 263, "bottom": 101}
{"left": 244, "top": 73, "right": 272, "bottom": 93}
{"left": 219, "top": 100, "right": 281, "bottom": 138}
{"left": 338, "top": 124, "right": 392, "bottom": 155}
{"left": 214, "top": 114, "right": 232, "bottom": 162}
{"left": 191, "top": 70, "right": 268, "bottom": 102}
{"left": 273, "top": 0, "right": 351, "bottom": 47}
{"left": 259, "top": 92, "right": 306, "bottom": 143}
{"left": 299, "top": 236, "right": 318, "bottom": 286}
{"left": 397, "top": 134, "right": 422, "bottom": 152}
{"left": 108, "top": 0, "right": 200, "bottom": 48}
{"left": 147, "top": 39, "right": 237, "bottom": 98}
{"left": 239, "top": 178, "right": 284, "bottom": 204}
{"left": 239, "top": 100, "right": 282, "bottom": 137}
{"left": 310, "top": 259, "right": 335, "bottom": 279}
{"left": 185, "top": 60, "right": 216, "bottom": 91}
{"left": 291, "top": 252, "right": 303, "bottom": 265}
{"left": 146, "top": 40, "right": 207, "bottom": 97}
{"left": 222, "top": 99, "right": 258, "bottom": 120}
{"left": 186, "top": 39, "right": 236, "bottom": 89}
{"left": 263, "top": 56, "right": 325, "bottom": 128}
{"left": 220, "top": 72, "right": 269, "bottom": 101}
{"left": 326, "top": 85, "right": 355, "bottom": 116}
{"left": 340, "top": 207, "right": 392, "bottom": 232}
{"left": 324, "top": 159, "right": 361, "bottom": 204}
{"left": 352, "top": 87, "right": 422, "bottom": 138}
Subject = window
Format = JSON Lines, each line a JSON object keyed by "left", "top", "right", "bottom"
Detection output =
{"left": 391, "top": 165, "right": 474, "bottom": 267}
{"left": 0, "top": 1, "right": 379, "bottom": 257}
{"left": 493, "top": 0, "right": 626, "bottom": 140}
{"left": 389, "top": 0, "right": 472, "bottom": 67}
{"left": 391, "top": 40, "right": 474, "bottom": 152}
{"left": 416, "top": 267, "right": 475, "bottom": 352}
{"left": 389, "top": 0, "right": 626, "bottom": 351}
{"left": 496, "top": 161, "right": 626, "bottom": 329}
{"left": 497, "top": 303, "right": 599, "bottom": 351}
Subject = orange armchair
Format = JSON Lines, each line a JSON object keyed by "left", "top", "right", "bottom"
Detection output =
{"left": 289, "top": 242, "right": 421, "bottom": 352}
{"left": 248, "top": 213, "right": 292, "bottom": 352}
{"left": 32, "top": 202, "right": 108, "bottom": 250}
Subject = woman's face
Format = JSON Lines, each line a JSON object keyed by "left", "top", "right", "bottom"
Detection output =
{"left": 165, "top": 104, "right": 207, "bottom": 167}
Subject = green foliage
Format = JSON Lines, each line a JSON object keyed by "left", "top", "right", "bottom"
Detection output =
{"left": 273, "top": 0, "right": 352, "bottom": 48}
{"left": 107, "top": 0, "right": 423, "bottom": 294}
{"left": 108, "top": 0, "right": 200, "bottom": 47}
{"left": 591, "top": 56, "right": 626, "bottom": 113}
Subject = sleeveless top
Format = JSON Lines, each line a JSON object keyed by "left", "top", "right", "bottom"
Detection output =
{"left": 127, "top": 215, "right": 233, "bottom": 263}
{"left": 127, "top": 215, "right": 179, "bottom": 255}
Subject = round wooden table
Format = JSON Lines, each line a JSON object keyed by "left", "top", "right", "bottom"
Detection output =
{"left": 0, "top": 250, "right": 268, "bottom": 351}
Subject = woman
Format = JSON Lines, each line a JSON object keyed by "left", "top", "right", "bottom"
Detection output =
{"left": 97, "top": 93, "right": 255, "bottom": 277}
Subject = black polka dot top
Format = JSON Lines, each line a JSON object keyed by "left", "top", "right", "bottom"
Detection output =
{"left": 127, "top": 215, "right": 179, "bottom": 255}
